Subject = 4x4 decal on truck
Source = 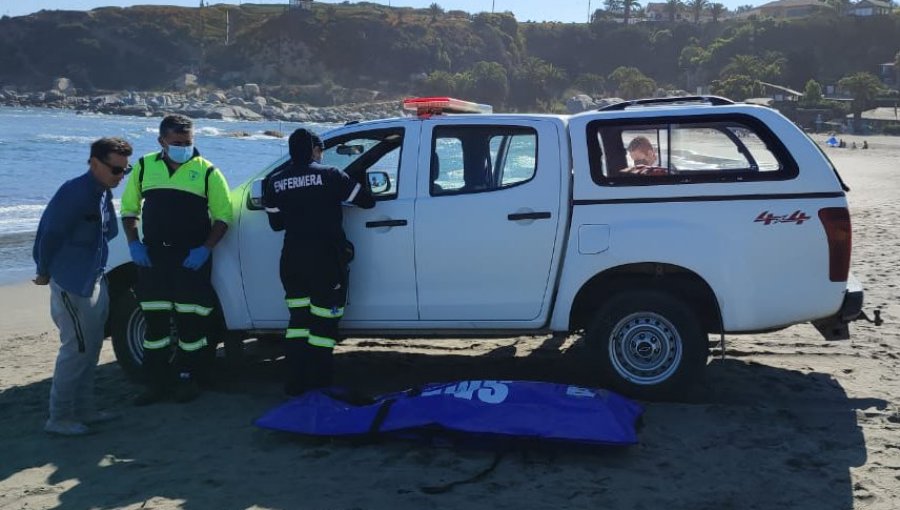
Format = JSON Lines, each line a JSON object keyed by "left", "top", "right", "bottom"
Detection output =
{"left": 754, "top": 210, "right": 811, "bottom": 225}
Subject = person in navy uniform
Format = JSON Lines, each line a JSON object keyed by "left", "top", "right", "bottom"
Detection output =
{"left": 33, "top": 137, "right": 133, "bottom": 435}
{"left": 263, "top": 128, "right": 375, "bottom": 395}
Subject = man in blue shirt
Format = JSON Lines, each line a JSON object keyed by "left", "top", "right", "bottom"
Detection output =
{"left": 33, "top": 137, "right": 133, "bottom": 436}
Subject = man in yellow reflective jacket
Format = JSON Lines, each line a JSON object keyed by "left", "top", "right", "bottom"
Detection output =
{"left": 121, "top": 114, "right": 232, "bottom": 405}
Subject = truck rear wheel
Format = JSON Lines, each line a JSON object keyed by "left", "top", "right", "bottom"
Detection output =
{"left": 109, "top": 288, "right": 147, "bottom": 382}
{"left": 585, "top": 290, "right": 708, "bottom": 400}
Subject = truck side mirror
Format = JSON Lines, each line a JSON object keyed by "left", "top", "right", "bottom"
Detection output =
{"left": 368, "top": 171, "right": 391, "bottom": 195}
{"left": 248, "top": 179, "right": 264, "bottom": 210}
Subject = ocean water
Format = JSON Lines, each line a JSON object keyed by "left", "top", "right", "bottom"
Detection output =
{"left": 0, "top": 107, "right": 332, "bottom": 284}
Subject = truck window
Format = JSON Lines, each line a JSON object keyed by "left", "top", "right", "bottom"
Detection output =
{"left": 320, "top": 128, "right": 404, "bottom": 199}
{"left": 587, "top": 116, "right": 797, "bottom": 185}
{"left": 431, "top": 126, "right": 537, "bottom": 196}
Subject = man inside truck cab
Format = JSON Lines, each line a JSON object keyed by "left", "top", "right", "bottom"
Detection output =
{"left": 621, "top": 135, "right": 668, "bottom": 176}
{"left": 263, "top": 128, "right": 376, "bottom": 396}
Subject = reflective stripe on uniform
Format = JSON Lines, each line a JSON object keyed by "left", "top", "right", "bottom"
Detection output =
{"left": 285, "top": 328, "right": 310, "bottom": 339}
{"left": 174, "top": 302, "right": 214, "bottom": 316}
{"left": 308, "top": 335, "right": 337, "bottom": 348}
{"left": 143, "top": 336, "right": 172, "bottom": 350}
{"left": 141, "top": 301, "right": 173, "bottom": 311}
{"left": 178, "top": 337, "right": 209, "bottom": 352}
{"left": 310, "top": 304, "right": 344, "bottom": 318}
{"left": 286, "top": 297, "right": 310, "bottom": 308}
{"left": 265, "top": 207, "right": 280, "bottom": 213}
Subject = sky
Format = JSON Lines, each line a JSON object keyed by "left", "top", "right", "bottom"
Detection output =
{"left": 0, "top": 0, "right": 762, "bottom": 23}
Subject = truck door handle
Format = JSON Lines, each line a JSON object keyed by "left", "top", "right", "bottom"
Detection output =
{"left": 366, "top": 219, "right": 408, "bottom": 228}
{"left": 508, "top": 212, "right": 551, "bottom": 221}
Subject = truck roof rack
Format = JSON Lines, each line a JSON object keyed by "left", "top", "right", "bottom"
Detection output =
{"left": 598, "top": 95, "right": 735, "bottom": 112}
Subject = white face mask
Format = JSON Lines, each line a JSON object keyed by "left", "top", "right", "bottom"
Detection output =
{"left": 166, "top": 144, "right": 194, "bottom": 164}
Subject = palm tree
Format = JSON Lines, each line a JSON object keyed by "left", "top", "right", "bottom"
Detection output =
{"left": 604, "top": 0, "right": 623, "bottom": 15}
{"left": 838, "top": 72, "right": 885, "bottom": 126}
{"left": 664, "top": 0, "right": 683, "bottom": 22}
{"left": 688, "top": 0, "right": 708, "bottom": 22}
{"left": 623, "top": 0, "right": 641, "bottom": 23}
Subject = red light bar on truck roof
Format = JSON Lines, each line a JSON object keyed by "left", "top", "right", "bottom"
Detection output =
{"left": 402, "top": 97, "right": 493, "bottom": 117}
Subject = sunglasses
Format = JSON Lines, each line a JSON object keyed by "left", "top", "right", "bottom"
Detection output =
{"left": 100, "top": 158, "right": 133, "bottom": 176}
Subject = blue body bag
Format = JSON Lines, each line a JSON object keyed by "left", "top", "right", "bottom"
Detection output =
{"left": 255, "top": 380, "right": 643, "bottom": 447}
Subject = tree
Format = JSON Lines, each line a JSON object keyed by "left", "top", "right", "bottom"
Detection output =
{"left": 838, "top": 72, "right": 884, "bottom": 123}
{"left": 604, "top": 0, "right": 624, "bottom": 14}
{"left": 801, "top": 79, "right": 823, "bottom": 107}
{"left": 422, "top": 70, "right": 457, "bottom": 96}
{"left": 688, "top": 0, "right": 708, "bottom": 23}
{"left": 623, "top": 0, "right": 641, "bottom": 24}
{"left": 511, "top": 57, "right": 567, "bottom": 109}
{"left": 468, "top": 61, "right": 509, "bottom": 106}
{"left": 894, "top": 49, "right": 900, "bottom": 88}
{"left": 710, "top": 74, "right": 760, "bottom": 101}
{"left": 574, "top": 73, "right": 607, "bottom": 96}
{"left": 429, "top": 2, "right": 444, "bottom": 22}
{"left": 822, "top": 0, "right": 850, "bottom": 15}
{"left": 664, "top": 0, "right": 683, "bottom": 22}
{"left": 720, "top": 53, "right": 785, "bottom": 83}
{"left": 609, "top": 66, "right": 657, "bottom": 99}
{"left": 709, "top": 3, "right": 726, "bottom": 22}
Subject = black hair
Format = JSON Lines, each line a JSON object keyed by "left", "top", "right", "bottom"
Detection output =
{"left": 289, "top": 128, "right": 320, "bottom": 164}
{"left": 159, "top": 114, "right": 193, "bottom": 137}
{"left": 90, "top": 137, "right": 133, "bottom": 160}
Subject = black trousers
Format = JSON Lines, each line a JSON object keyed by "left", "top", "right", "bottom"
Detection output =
{"left": 136, "top": 244, "right": 216, "bottom": 385}
{"left": 280, "top": 239, "right": 350, "bottom": 392}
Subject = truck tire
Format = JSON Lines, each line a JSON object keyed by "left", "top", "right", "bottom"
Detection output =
{"left": 109, "top": 285, "right": 229, "bottom": 382}
{"left": 109, "top": 288, "right": 148, "bottom": 382}
{"left": 585, "top": 290, "right": 708, "bottom": 400}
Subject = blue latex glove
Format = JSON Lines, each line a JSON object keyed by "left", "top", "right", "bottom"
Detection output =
{"left": 183, "top": 246, "right": 211, "bottom": 271}
{"left": 128, "top": 240, "right": 152, "bottom": 267}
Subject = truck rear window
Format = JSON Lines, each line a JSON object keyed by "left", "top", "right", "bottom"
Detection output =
{"left": 586, "top": 115, "right": 798, "bottom": 186}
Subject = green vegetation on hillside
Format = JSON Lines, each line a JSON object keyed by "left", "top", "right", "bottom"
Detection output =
{"left": 0, "top": 3, "right": 897, "bottom": 112}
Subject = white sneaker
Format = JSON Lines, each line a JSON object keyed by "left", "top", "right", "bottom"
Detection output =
{"left": 44, "top": 419, "right": 90, "bottom": 436}
{"left": 78, "top": 410, "right": 119, "bottom": 424}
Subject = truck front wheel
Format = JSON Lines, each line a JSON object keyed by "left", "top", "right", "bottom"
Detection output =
{"left": 585, "top": 290, "right": 708, "bottom": 400}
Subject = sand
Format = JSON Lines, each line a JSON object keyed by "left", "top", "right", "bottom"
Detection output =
{"left": 0, "top": 134, "right": 898, "bottom": 510}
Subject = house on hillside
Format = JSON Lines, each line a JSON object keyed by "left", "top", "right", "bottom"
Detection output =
{"left": 758, "top": 81, "right": 804, "bottom": 102}
{"left": 289, "top": 0, "right": 314, "bottom": 10}
{"left": 736, "top": 0, "right": 825, "bottom": 19}
{"left": 643, "top": 2, "right": 689, "bottom": 21}
{"left": 880, "top": 62, "right": 896, "bottom": 87}
{"left": 846, "top": 0, "right": 893, "bottom": 16}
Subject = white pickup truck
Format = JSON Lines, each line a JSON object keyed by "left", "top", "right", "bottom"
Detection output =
{"left": 104, "top": 96, "right": 876, "bottom": 399}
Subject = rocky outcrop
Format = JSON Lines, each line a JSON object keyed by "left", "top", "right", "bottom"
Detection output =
{"left": 0, "top": 80, "right": 404, "bottom": 124}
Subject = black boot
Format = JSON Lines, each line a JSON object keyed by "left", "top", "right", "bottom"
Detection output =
{"left": 283, "top": 341, "right": 311, "bottom": 396}
{"left": 173, "top": 372, "right": 202, "bottom": 403}
{"left": 134, "top": 350, "right": 171, "bottom": 406}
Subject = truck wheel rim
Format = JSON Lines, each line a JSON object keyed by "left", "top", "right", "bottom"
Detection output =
{"left": 608, "top": 312, "right": 682, "bottom": 385}
{"left": 127, "top": 308, "right": 146, "bottom": 363}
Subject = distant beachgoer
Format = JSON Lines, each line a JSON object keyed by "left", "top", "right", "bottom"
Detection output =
{"left": 33, "top": 137, "right": 133, "bottom": 436}
{"left": 863, "top": 140, "right": 868, "bottom": 149}
{"left": 851, "top": 141, "right": 857, "bottom": 150}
